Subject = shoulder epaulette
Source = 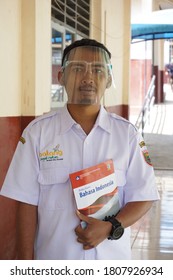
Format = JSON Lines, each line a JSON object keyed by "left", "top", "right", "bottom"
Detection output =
{"left": 108, "top": 112, "right": 138, "bottom": 131}
{"left": 26, "top": 109, "right": 61, "bottom": 130}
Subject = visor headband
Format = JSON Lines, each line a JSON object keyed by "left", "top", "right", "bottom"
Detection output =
{"left": 61, "top": 39, "right": 111, "bottom": 66}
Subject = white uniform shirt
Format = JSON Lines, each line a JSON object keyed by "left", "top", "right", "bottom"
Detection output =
{"left": 1, "top": 105, "right": 160, "bottom": 260}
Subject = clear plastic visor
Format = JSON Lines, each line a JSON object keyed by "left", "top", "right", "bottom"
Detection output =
{"left": 64, "top": 60, "right": 111, "bottom": 77}
{"left": 58, "top": 46, "right": 114, "bottom": 105}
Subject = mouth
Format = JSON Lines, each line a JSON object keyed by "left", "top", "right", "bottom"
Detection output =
{"left": 79, "top": 86, "right": 96, "bottom": 95}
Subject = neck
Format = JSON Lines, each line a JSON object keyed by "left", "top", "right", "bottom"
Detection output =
{"left": 67, "top": 104, "right": 101, "bottom": 134}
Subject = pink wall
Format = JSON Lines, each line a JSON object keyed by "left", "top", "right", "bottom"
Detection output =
{"left": 130, "top": 59, "right": 152, "bottom": 117}
{"left": 0, "top": 116, "right": 34, "bottom": 259}
{"left": 0, "top": 117, "right": 20, "bottom": 259}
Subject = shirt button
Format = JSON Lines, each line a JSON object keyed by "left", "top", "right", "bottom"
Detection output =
{"left": 76, "top": 124, "right": 81, "bottom": 129}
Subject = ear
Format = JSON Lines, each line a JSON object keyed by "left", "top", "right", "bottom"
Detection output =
{"left": 106, "top": 75, "right": 112, "bottom": 88}
{"left": 57, "top": 70, "right": 65, "bottom": 86}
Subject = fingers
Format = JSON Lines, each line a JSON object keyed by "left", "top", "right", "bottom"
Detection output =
{"left": 76, "top": 210, "right": 91, "bottom": 223}
{"left": 77, "top": 236, "right": 94, "bottom": 250}
{"left": 75, "top": 222, "right": 93, "bottom": 249}
{"left": 75, "top": 211, "right": 103, "bottom": 249}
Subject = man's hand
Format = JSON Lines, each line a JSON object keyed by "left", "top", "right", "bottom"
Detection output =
{"left": 75, "top": 211, "right": 111, "bottom": 250}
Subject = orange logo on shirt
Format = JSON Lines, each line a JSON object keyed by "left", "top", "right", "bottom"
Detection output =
{"left": 39, "top": 144, "right": 63, "bottom": 161}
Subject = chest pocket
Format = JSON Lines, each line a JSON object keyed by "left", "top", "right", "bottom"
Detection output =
{"left": 38, "top": 167, "right": 69, "bottom": 185}
{"left": 38, "top": 167, "right": 73, "bottom": 210}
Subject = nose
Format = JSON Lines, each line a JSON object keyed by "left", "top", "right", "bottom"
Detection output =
{"left": 81, "top": 66, "right": 94, "bottom": 85}
{"left": 81, "top": 76, "right": 94, "bottom": 85}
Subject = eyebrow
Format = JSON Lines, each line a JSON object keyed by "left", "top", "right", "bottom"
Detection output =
{"left": 67, "top": 61, "right": 108, "bottom": 66}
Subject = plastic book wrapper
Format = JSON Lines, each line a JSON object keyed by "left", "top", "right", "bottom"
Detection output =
{"left": 70, "top": 159, "right": 120, "bottom": 220}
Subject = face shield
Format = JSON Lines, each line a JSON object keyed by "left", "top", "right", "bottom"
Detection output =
{"left": 58, "top": 46, "right": 115, "bottom": 105}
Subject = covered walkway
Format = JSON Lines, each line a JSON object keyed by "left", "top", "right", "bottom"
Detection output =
{"left": 131, "top": 84, "right": 173, "bottom": 259}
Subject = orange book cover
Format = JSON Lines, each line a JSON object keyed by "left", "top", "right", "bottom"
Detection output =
{"left": 69, "top": 159, "right": 120, "bottom": 220}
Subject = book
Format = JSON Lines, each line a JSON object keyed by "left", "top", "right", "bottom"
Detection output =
{"left": 69, "top": 159, "right": 120, "bottom": 221}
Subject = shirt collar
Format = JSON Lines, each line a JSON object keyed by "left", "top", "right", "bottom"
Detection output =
{"left": 59, "top": 104, "right": 111, "bottom": 134}
{"left": 60, "top": 104, "right": 77, "bottom": 134}
{"left": 95, "top": 106, "right": 111, "bottom": 134}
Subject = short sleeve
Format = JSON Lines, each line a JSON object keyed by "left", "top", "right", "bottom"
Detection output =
{"left": 123, "top": 130, "right": 160, "bottom": 205}
{"left": 1, "top": 125, "right": 40, "bottom": 205}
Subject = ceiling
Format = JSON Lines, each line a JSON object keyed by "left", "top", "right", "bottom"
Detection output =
{"left": 131, "top": 1, "right": 173, "bottom": 42}
{"left": 158, "top": 0, "right": 173, "bottom": 10}
{"left": 131, "top": 9, "right": 173, "bottom": 42}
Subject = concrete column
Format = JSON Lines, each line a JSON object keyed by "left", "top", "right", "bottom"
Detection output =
{"left": 153, "top": 40, "right": 164, "bottom": 103}
{"left": 90, "top": 0, "right": 102, "bottom": 41}
{"left": 91, "top": 0, "right": 131, "bottom": 119}
{"left": 158, "top": 41, "right": 165, "bottom": 103}
{"left": 21, "top": 0, "right": 51, "bottom": 117}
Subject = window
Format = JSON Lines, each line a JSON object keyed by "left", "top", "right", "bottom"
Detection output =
{"left": 51, "top": 0, "right": 90, "bottom": 37}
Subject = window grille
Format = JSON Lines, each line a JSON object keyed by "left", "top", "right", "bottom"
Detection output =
{"left": 51, "top": 0, "right": 90, "bottom": 37}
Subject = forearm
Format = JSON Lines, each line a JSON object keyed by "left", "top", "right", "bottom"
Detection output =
{"left": 17, "top": 202, "right": 38, "bottom": 260}
{"left": 116, "top": 201, "right": 153, "bottom": 228}
{"left": 75, "top": 201, "right": 153, "bottom": 249}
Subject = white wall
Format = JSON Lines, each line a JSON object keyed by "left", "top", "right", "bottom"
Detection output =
{"left": 0, "top": 0, "right": 21, "bottom": 116}
{"left": 131, "top": 0, "right": 152, "bottom": 18}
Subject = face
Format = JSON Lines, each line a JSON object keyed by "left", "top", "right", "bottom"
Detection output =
{"left": 59, "top": 46, "right": 112, "bottom": 105}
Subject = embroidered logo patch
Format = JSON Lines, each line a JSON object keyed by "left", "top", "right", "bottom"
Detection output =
{"left": 39, "top": 144, "right": 63, "bottom": 162}
{"left": 19, "top": 136, "right": 26, "bottom": 144}
{"left": 139, "top": 141, "right": 145, "bottom": 148}
{"left": 139, "top": 141, "right": 152, "bottom": 166}
{"left": 142, "top": 150, "right": 152, "bottom": 166}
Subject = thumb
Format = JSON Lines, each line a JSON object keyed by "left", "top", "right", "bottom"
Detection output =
{"left": 76, "top": 210, "right": 92, "bottom": 223}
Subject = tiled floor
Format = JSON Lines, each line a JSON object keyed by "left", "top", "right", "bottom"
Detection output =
{"left": 131, "top": 85, "right": 173, "bottom": 260}
{"left": 131, "top": 170, "right": 173, "bottom": 260}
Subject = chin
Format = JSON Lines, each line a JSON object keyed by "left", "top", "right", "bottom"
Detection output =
{"left": 79, "top": 99, "right": 96, "bottom": 105}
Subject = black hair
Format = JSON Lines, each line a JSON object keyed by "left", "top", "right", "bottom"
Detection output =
{"left": 61, "top": 38, "right": 111, "bottom": 66}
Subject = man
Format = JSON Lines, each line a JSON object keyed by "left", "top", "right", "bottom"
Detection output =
{"left": 1, "top": 38, "right": 159, "bottom": 260}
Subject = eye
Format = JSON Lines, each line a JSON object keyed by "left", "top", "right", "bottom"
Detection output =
{"left": 92, "top": 66, "right": 107, "bottom": 74}
{"left": 71, "top": 64, "right": 85, "bottom": 73}
{"left": 93, "top": 68, "right": 103, "bottom": 73}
